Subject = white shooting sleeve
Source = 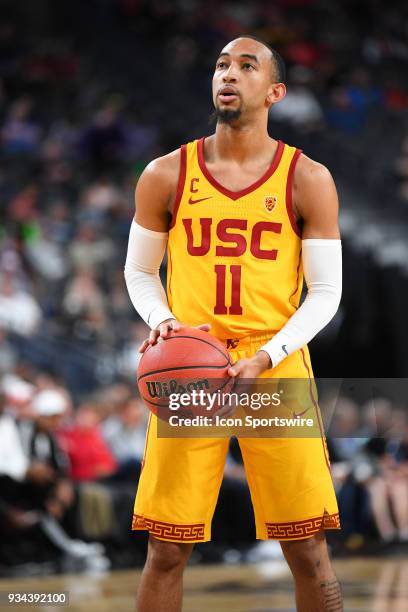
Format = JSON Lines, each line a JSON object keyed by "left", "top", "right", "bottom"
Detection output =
{"left": 124, "top": 220, "right": 175, "bottom": 329}
{"left": 260, "top": 239, "right": 342, "bottom": 368}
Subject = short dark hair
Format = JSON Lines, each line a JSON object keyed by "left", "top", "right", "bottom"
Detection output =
{"left": 236, "top": 34, "right": 286, "bottom": 84}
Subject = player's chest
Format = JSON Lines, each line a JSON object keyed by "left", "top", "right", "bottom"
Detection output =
{"left": 204, "top": 161, "right": 271, "bottom": 193}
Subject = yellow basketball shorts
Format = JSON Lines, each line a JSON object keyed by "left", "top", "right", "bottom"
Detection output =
{"left": 132, "top": 333, "right": 340, "bottom": 542}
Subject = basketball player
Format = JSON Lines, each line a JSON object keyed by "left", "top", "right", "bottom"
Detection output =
{"left": 125, "top": 36, "right": 343, "bottom": 612}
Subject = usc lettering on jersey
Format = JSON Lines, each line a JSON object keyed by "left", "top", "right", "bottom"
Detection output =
{"left": 167, "top": 138, "right": 303, "bottom": 340}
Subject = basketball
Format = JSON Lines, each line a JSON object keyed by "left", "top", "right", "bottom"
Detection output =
{"left": 137, "top": 327, "right": 234, "bottom": 420}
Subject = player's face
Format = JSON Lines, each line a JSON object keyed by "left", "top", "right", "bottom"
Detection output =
{"left": 212, "top": 39, "right": 278, "bottom": 121}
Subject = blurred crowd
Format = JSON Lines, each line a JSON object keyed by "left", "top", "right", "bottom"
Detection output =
{"left": 0, "top": 374, "right": 148, "bottom": 574}
{"left": 2, "top": 370, "right": 408, "bottom": 576}
{"left": 324, "top": 393, "right": 408, "bottom": 554}
{"left": 1, "top": 0, "right": 408, "bottom": 574}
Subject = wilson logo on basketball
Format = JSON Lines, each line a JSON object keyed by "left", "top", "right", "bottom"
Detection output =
{"left": 146, "top": 378, "right": 210, "bottom": 398}
{"left": 264, "top": 195, "right": 277, "bottom": 212}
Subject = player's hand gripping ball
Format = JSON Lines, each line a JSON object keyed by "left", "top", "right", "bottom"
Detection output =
{"left": 137, "top": 326, "right": 234, "bottom": 421}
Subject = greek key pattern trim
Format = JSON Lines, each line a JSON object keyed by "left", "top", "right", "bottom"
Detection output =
{"left": 266, "top": 512, "right": 340, "bottom": 540}
{"left": 132, "top": 514, "right": 205, "bottom": 541}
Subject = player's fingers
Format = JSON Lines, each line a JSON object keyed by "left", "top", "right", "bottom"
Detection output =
{"left": 138, "top": 339, "right": 149, "bottom": 353}
{"left": 228, "top": 360, "right": 245, "bottom": 377}
{"left": 169, "top": 320, "right": 182, "bottom": 331}
{"left": 158, "top": 324, "right": 170, "bottom": 337}
{"left": 160, "top": 320, "right": 180, "bottom": 337}
{"left": 148, "top": 329, "right": 159, "bottom": 344}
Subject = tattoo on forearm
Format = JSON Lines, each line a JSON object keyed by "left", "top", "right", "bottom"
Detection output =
{"left": 320, "top": 578, "right": 343, "bottom": 611}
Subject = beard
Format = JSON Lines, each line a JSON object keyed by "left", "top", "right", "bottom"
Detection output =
{"left": 209, "top": 106, "right": 242, "bottom": 125}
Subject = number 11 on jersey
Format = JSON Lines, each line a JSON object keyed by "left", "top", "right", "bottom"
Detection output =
{"left": 214, "top": 264, "right": 243, "bottom": 315}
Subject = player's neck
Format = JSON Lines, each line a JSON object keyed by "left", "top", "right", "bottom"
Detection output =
{"left": 213, "top": 121, "right": 272, "bottom": 162}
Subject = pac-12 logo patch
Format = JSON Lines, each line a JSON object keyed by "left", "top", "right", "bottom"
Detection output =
{"left": 264, "top": 195, "right": 278, "bottom": 212}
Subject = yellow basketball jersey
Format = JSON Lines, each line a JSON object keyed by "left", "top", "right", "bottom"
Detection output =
{"left": 167, "top": 137, "right": 303, "bottom": 341}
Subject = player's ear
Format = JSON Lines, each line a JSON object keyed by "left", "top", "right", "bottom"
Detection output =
{"left": 266, "top": 82, "right": 286, "bottom": 108}
{"left": 265, "top": 85, "right": 275, "bottom": 109}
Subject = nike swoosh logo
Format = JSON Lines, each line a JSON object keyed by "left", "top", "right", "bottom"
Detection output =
{"left": 282, "top": 345, "right": 288, "bottom": 356}
{"left": 293, "top": 407, "right": 311, "bottom": 419}
{"left": 188, "top": 196, "right": 212, "bottom": 205}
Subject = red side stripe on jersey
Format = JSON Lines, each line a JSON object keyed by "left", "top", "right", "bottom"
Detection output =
{"left": 288, "top": 247, "right": 303, "bottom": 307}
{"left": 286, "top": 148, "right": 302, "bottom": 237}
{"left": 169, "top": 144, "right": 187, "bottom": 229}
{"left": 300, "top": 348, "right": 331, "bottom": 472}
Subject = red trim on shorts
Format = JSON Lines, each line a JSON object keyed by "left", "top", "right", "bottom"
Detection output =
{"left": 266, "top": 512, "right": 340, "bottom": 540}
{"left": 300, "top": 348, "right": 331, "bottom": 471}
{"left": 169, "top": 144, "right": 187, "bottom": 229}
{"left": 197, "top": 138, "right": 284, "bottom": 201}
{"left": 132, "top": 514, "right": 205, "bottom": 541}
{"left": 286, "top": 148, "right": 302, "bottom": 237}
{"left": 140, "top": 413, "right": 152, "bottom": 473}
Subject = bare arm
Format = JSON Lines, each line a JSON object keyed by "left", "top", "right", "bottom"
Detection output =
{"left": 293, "top": 155, "right": 340, "bottom": 239}
{"left": 134, "top": 149, "right": 180, "bottom": 230}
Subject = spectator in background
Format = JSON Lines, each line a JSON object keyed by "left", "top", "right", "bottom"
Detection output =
{"left": 102, "top": 395, "right": 147, "bottom": 481}
{"left": 18, "top": 389, "right": 74, "bottom": 519}
{"left": 0, "top": 388, "right": 35, "bottom": 505}
{"left": 328, "top": 397, "right": 368, "bottom": 468}
{"left": 109, "top": 268, "right": 134, "bottom": 320}
{"left": 1, "top": 373, "right": 36, "bottom": 417}
{"left": 326, "top": 68, "right": 383, "bottom": 134}
{"left": 353, "top": 437, "right": 408, "bottom": 544}
{"left": 269, "top": 65, "right": 324, "bottom": 132}
{"left": 345, "top": 68, "right": 384, "bottom": 117}
{"left": 117, "top": 321, "right": 148, "bottom": 377}
{"left": 1, "top": 96, "right": 41, "bottom": 156}
{"left": 326, "top": 87, "right": 367, "bottom": 134}
{"left": 0, "top": 383, "right": 62, "bottom": 521}
{"left": 0, "top": 389, "right": 44, "bottom": 563}
{"left": 95, "top": 382, "right": 133, "bottom": 416}
{"left": 361, "top": 398, "right": 394, "bottom": 438}
{"left": 0, "top": 271, "right": 42, "bottom": 336}
{"left": 79, "top": 99, "right": 126, "bottom": 171}
{"left": 62, "top": 266, "right": 109, "bottom": 342}
{"left": 41, "top": 201, "right": 73, "bottom": 245}
{"left": 81, "top": 176, "right": 123, "bottom": 216}
{"left": 24, "top": 218, "right": 69, "bottom": 282}
{"left": 68, "top": 222, "right": 115, "bottom": 271}
{"left": 325, "top": 394, "right": 371, "bottom": 543}
{"left": 59, "top": 401, "right": 118, "bottom": 482}
{"left": 0, "top": 328, "right": 17, "bottom": 374}
{"left": 0, "top": 384, "right": 104, "bottom": 564}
